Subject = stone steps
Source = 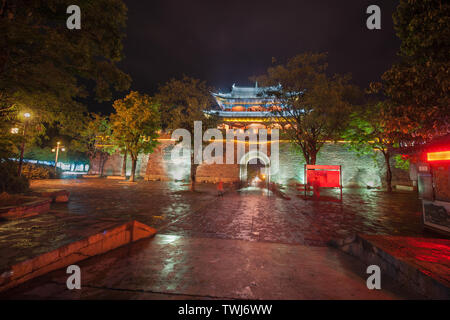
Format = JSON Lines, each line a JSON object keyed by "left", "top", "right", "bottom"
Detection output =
{"left": 0, "top": 220, "right": 156, "bottom": 293}
{"left": 331, "top": 234, "right": 450, "bottom": 299}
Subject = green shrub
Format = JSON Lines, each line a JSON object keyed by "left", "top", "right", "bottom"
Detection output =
{"left": 394, "top": 154, "right": 410, "bottom": 171}
{"left": 21, "top": 163, "right": 61, "bottom": 180}
{"left": 0, "top": 160, "right": 29, "bottom": 194}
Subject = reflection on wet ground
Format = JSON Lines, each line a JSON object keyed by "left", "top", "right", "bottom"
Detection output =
{"left": 0, "top": 179, "right": 213, "bottom": 270}
{"left": 162, "top": 185, "right": 426, "bottom": 246}
{"left": 0, "top": 234, "right": 423, "bottom": 300}
{"left": 0, "top": 179, "right": 427, "bottom": 271}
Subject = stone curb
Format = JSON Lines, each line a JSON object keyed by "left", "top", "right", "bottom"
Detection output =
{"left": 28, "top": 189, "right": 70, "bottom": 203}
{"left": 82, "top": 175, "right": 101, "bottom": 178}
{"left": 106, "top": 176, "right": 127, "bottom": 180}
{"left": 0, "top": 197, "right": 51, "bottom": 220}
{"left": 330, "top": 234, "right": 450, "bottom": 299}
{"left": 0, "top": 220, "right": 156, "bottom": 293}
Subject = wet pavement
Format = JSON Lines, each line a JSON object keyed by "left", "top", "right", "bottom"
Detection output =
{"left": 0, "top": 179, "right": 213, "bottom": 270}
{"left": 0, "top": 179, "right": 430, "bottom": 299}
{"left": 0, "top": 234, "right": 422, "bottom": 300}
{"left": 161, "top": 186, "right": 425, "bottom": 246}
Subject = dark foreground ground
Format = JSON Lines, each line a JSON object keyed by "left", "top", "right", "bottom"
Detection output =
{"left": 0, "top": 179, "right": 436, "bottom": 299}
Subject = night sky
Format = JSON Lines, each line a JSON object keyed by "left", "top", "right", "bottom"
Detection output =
{"left": 94, "top": 0, "right": 401, "bottom": 113}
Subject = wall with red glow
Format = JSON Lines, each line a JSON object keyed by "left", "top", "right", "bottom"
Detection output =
{"left": 89, "top": 142, "right": 413, "bottom": 187}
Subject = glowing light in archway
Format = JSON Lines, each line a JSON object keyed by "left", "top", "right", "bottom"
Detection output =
{"left": 239, "top": 150, "right": 271, "bottom": 182}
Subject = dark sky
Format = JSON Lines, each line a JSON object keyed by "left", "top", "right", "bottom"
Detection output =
{"left": 94, "top": 0, "right": 401, "bottom": 113}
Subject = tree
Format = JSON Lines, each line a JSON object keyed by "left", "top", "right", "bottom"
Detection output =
{"left": 0, "top": 0, "right": 131, "bottom": 144}
{"left": 121, "top": 148, "right": 128, "bottom": 177}
{"left": 0, "top": 104, "right": 20, "bottom": 160}
{"left": 155, "top": 76, "right": 218, "bottom": 190}
{"left": 377, "top": 0, "right": 449, "bottom": 139}
{"left": 72, "top": 113, "right": 113, "bottom": 176}
{"left": 253, "top": 53, "right": 361, "bottom": 165}
{"left": 343, "top": 102, "right": 401, "bottom": 192}
{"left": 110, "top": 91, "right": 161, "bottom": 182}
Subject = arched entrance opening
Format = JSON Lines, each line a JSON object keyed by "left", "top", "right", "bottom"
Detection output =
{"left": 239, "top": 151, "right": 270, "bottom": 189}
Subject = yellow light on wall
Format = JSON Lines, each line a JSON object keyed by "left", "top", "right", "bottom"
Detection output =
{"left": 427, "top": 150, "right": 450, "bottom": 162}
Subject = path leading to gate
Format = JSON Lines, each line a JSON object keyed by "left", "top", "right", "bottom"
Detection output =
{"left": 0, "top": 179, "right": 427, "bottom": 299}
{"left": 160, "top": 186, "right": 425, "bottom": 246}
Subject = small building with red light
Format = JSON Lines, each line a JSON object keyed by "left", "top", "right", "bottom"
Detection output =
{"left": 415, "top": 134, "right": 450, "bottom": 235}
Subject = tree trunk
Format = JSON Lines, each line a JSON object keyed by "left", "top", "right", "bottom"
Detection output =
{"left": 190, "top": 154, "right": 198, "bottom": 191}
{"left": 190, "top": 164, "right": 199, "bottom": 191}
{"left": 121, "top": 149, "right": 127, "bottom": 177}
{"left": 303, "top": 150, "right": 318, "bottom": 165}
{"left": 88, "top": 154, "right": 95, "bottom": 174}
{"left": 384, "top": 152, "right": 392, "bottom": 192}
{"left": 130, "top": 158, "right": 137, "bottom": 182}
{"left": 309, "top": 151, "right": 317, "bottom": 165}
{"left": 298, "top": 138, "right": 320, "bottom": 166}
{"left": 99, "top": 153, "right": 107, "bottom": 176}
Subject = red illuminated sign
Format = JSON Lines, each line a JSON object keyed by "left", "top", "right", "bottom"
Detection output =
{"left": 304, "top": 165, "right": 343, "bottom": 201}
{"left": 427, "top": 150, "right": 450, "bottom": 162}
{"left": 305, "top": 165, "right": 341, "bottom": 188}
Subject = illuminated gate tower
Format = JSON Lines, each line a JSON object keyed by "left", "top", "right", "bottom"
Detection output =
{"left": 205, "top": 83, "right": 286, "bottom": 185}
{"left": 96, "top": 82, "right": 411, "bottom": 188}
{"left": 209, "top": 82, "right": 285, "bottom": 133}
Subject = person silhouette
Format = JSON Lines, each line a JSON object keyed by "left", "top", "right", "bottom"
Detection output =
{"left": 312, "top": 176, "right": 321, "bottom": 199}
{"left": 217, "top": 179, "right": 224, "bottom": 197}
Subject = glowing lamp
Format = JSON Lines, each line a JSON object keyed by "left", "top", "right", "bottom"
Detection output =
{"left": 24, "top": 112, "right": 31, "bottom": 118}
{"left": 427, "top": 150, "right": 450, "bottom": 162}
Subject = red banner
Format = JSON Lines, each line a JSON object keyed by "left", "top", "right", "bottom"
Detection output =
{"left": 306, "top": 165, "right": 341, "bottom": 188}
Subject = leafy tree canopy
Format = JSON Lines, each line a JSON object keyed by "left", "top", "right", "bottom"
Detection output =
{"left": 155, "top": 76, "right": 218, "bottom": 134}
{"left": 110, "top": 91, "right": 161, "bottom": 181}
{"left": 0, "top": 0, "right": 131, "bottom": 127}
{"left": 378, "top": 0, "right": 449, "bottom": 139}
{"left": 253, "top": 53, "right": 362, "bottom": 164}
{"left": 155, "top": 76, "right": 219, "bottom": 189}
{"left": 343, "top": 101, "right": 405, "bottom": 192}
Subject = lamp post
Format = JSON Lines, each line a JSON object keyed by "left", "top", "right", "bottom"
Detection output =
{"left": 52, "top": 141, "right": 66, "bottom": 173}
{"left": 17, "top": 112, "right": 31, "bottom": 176}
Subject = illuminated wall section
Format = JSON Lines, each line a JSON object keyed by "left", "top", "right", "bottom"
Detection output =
{"left": 142, "top": 141, "right": 411, "bottom": 187}
{"left": 268, "top": 143, "right": 405, "bottom": 188}
{"left": 163, "top": 145, "right": 191, "bottom": 181}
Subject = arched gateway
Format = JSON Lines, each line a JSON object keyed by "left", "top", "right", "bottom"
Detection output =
{"left": 239, "top": 150, "right": 271, "bottom": 187}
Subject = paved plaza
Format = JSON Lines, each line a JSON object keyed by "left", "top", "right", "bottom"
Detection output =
{"left": 0, "top": 178, "right": 431, "bottom": 299}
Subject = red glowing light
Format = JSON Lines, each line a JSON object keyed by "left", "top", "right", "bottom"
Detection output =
{"left": 427, "top": 150, "right": 450, "bottom": 162}
{"left": 305, "top": 165, "right": 341, "bottom": 188}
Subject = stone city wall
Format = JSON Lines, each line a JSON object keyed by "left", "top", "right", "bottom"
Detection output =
{"left": 90, "top": 141, "right": 412, "bottom": 187}
{"left": 89, "top": 152, "right": 149, "bottom": 178}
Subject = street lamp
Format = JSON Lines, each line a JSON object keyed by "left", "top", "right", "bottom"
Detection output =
{"left": 52, "top": 141, "right": 66, "bottom": 172}
{"left": 17, "top": 112, "right": 31, "bottom": 176}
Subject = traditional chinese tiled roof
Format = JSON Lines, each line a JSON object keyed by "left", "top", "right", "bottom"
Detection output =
{"left": 212, "top": 83, "right": 281, "bottom": 100}
{"left": 211, "top": 83, "right": 282, "bottom": 111}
